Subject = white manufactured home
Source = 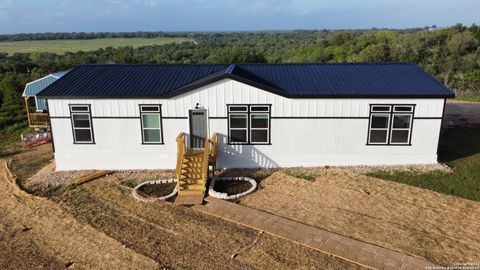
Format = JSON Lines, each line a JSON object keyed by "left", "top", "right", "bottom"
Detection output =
{"left": 37, "top": 63, "right": 454, "bottom": 171}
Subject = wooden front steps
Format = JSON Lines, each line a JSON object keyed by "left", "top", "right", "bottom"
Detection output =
{"left": 174, "top": 133, "right": 217, "bottom": 205}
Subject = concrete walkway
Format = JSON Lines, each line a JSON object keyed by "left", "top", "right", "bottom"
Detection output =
{"left": 192, "top": 196, "right": 437, "bottom": 270}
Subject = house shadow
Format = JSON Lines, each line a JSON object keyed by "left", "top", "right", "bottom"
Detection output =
{"left": 215, "top": 133, "right": 280, "bottom": 182}
{"left": 437, "top": 125, "right": 480, "bottom": 162}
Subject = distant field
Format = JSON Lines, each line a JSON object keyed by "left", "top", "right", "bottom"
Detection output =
{"left": 0, "top": 37, "right": 194, "bottom": 54}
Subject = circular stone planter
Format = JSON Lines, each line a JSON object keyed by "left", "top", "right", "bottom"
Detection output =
{"left": 132, "top": 179, "right": 177, "bottom": 202}
{"left": 208, "top": 176, "right": 257, "bottom": 200}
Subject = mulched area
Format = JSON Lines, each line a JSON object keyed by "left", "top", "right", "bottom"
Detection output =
{"left": 137, "top": 182, "right": 176, "bottom": 198}
{"left": 213, "top": 180, "right": 253, "bottom": 196}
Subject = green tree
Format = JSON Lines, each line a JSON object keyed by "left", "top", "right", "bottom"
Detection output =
{"left": 0, "top": 72, "right": 25, "bottom": 129}
{"left": 357, "top": 44, "right": 392, "bottom": 62}
{"left": 447, "top": 32, "right": 477, "bottom": 56}
{"left": 466, "top": 70, "right": 480, "bottom": 92}
{"left": 207, "top": 47, "right": 266, "bottom": 63}
{"left": 328, "top": 32, "right": 353, "bottom": 46}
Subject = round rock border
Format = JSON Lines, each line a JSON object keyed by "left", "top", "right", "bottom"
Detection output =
{"left": 132, "top": 179, "right": 177, "bottom": 202}
{"left": 208, "top": 176, "right": 257, "bottom": 200}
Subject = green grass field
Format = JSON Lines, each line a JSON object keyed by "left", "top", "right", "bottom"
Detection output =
{"left": 455, "top": 96, "right": 480, "bottom": 103}
{"left": 368, "top": 126, "right": 480, "bottom": 201}
{"left": 0, "top": 37, "right": 194, "bottom": 55}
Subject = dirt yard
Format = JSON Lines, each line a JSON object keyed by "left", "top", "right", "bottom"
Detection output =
{"left": 444, "top": 101, "right": 480, "bottom": 126}
{"left": 0, "top": 158, "right": 159, "bottom": 270}
{"left": 239, "top": 169, "right": 480, "bottom": 266}
{"left": 1, "top": 145, "right": 362, "bottom": 270}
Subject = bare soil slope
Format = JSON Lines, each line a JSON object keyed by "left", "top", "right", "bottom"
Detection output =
{"left": 0, "top": 159, "right": 159, "bottom": 270}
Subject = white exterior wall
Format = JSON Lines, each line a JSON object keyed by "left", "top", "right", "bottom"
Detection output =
{"left": 48, "top": 79, "right": 445, "bottom": 170}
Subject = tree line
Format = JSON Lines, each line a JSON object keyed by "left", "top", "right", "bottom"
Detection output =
{"left": 0, "top": 24, "right": 479, "bottom": 140}
{"left": 0, "top": 31, "right": 190, "bottom": 42}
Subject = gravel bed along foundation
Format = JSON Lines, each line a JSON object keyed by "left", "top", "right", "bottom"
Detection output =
{"left": 328, "top": 163, "right": 452, "bottom": 174}
{"left": 27, "top": 161, "right": 97, "bottom": 191}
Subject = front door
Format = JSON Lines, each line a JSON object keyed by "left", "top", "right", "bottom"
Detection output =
{"left": 189, "top": 108, "right": 208, "bottom": 148}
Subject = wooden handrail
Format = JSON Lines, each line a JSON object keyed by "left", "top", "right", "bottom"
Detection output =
{"left": 176, "top": 132, "right": 186, "bottom": 188}
{"left": 28, "top": 113, "right": 49, "bottom": 127}
{"left": 201, "top": 137, "right": 210, "bottom": 184}
{"left": 208, "top": 133, "right": 218, "bottom": 160}
{"left": 207, "top": 133, "right": 218, "bottom": 176}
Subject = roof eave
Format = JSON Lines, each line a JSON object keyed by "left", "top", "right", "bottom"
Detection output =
{"left": 38, "top": 93, "right": 455, "bottom": 99}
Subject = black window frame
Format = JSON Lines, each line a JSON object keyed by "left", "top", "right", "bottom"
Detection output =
{"left": 367, "top": 104, "right": 415, "bottom": 146}
{"left": 139, "top": 104, "right": 164, "bottom": 145}
{"left": 69, "top": 104, "right": 95, "bottom": 144}
{"left": 227, "top": 104, "right": 271, "bottom": 145}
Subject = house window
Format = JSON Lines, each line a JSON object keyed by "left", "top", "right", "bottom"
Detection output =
{"left": 368, "top": 105, "right": 414, "bottom": 145}
{"left": 70, "top": 105, "right": 94, "bottom": 144}
{"left": 228, "top": 105, "right": 270, "bottom": 144}
{"left": 140, "top": 105, "right": 163, "bottom": 144}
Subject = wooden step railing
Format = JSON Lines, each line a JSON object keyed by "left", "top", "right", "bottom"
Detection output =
{"left": 207, "top": 133, "right": 218, "bottom": 175}
{"left": 200, "top": 135, "right": 210, "bottom": 185}
{"left": 176, "top": 132, "right": 186, "bottom": 191}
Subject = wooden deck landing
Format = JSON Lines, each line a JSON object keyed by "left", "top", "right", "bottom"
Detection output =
{"left": 173, "top": 194, "right": 205, "bottom": 205}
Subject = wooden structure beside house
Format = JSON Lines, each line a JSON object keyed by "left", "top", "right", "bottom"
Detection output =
{"left": 23, "top": 71, "right": 67, "bottom": 129}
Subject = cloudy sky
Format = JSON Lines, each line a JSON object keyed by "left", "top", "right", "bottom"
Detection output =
{"left": 0, "top": 0, "right": 478, "bottom": 34}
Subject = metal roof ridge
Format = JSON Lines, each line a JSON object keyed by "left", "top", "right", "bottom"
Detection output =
{"left": 75, "top": 62, "right": 419, "bottom": 67}
{"left": 225, "top": 64, "right": 236, "bottom": 74}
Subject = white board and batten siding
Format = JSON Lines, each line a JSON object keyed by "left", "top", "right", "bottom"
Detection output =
{"left": 48, "top": 78, "right": 445, "bottom": 170}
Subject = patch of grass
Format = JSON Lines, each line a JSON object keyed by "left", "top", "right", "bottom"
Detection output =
{"left": 40, "top": 184, "right": 75, "bottom": 198}
{"left": 218, "top": 168, "right": 279, "bottom": 183}
{"left": 0, "top": 37, "right": 193, "bottom": 55}
{"left": 8, "top": 143, "right": 54, "bottom": 196}
{"left": 367, "top": 126, "right": 480, "bottom": 201}
{"left": 120, "top": 179, "right": 140, "bottom": 188}
{"left": 0, "top": 123, "right": 31, "bottom": 156}
{"left": 455, "top": 96, "right": 480, "bottom": 103}
{"left": 284, "top": 168, "right": 317, "bottom": 181}
{"left": 10, "top": 144, "right": 54, "bottom": 184}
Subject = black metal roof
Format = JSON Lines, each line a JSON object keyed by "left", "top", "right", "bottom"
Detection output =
{"left": 38, "top": 63, "right": 454, "bottom": 99}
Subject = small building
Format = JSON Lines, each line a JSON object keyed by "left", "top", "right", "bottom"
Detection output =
{"left": 38, "top": 63, "right": 454, "bottom": 171}
{"left": 23, "top": 71, "right": 67, "bottom": 129}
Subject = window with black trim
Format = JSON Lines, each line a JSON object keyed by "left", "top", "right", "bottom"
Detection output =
{"left": 70, "top": 105, "right": 94, "bottom": 144}
{"left": 367, "top": 105, "right": 414, "bottom": 145}
{"left": 228, "top": 105, "right": 270, "bottom": 144}
{"left": 140, "top": 105, "right": 163, "bottom": 144}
